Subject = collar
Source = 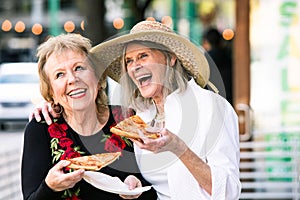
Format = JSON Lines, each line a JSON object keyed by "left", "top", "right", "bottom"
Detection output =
{"left": 135, "top": 78, "right": 199, "bottom": 124}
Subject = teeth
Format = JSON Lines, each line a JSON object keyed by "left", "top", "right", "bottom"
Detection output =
{"left": 69, "top": 89, "right": 86, "bottom": 96}
{"left": 136, "top": 74, "right": 151, "bottom": 81}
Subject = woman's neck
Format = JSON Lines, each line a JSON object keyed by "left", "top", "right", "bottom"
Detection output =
{"left": 63, "top": 109, "right": 107, "bottom": 136}
{"left": 152, "top": 97, "right": 165, "bottom": 114}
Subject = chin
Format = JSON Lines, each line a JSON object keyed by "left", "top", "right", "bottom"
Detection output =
{"left": 139, "top": 84, "right": 162, "bottom": 99}
{"left": 140, "top": 92, "right": 153, "bottom": 99}
{"left": 139, "top": 89, "right": 154, "bottom": 99}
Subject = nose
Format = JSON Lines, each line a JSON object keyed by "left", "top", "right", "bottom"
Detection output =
{"left": 67, "top": 72, "right": 78, "bottom": 84}
{"left": 128, "top": 58, "right": 143, "bottom": 72}
{"left": 131, "top": 64, "right": 142, "bottom": 72}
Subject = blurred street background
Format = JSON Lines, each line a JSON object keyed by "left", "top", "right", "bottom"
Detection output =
{"left": 1, "top": 0, "right": 300, "bottom": 199}
{"left": 0, "top": 125, "right": 23, "bottom": 200}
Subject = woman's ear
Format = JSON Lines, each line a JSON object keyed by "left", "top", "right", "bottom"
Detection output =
{"left": 170, "top": 55, "right": 177, "bottom": 67}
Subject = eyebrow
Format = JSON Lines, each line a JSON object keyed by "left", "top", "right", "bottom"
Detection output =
{"left": 125, "top": 49, "right": 152, "bottom": 58}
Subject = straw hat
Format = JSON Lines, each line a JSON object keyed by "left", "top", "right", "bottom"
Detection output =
{"left": 90, "top": 20, "right": 213, "bottom": 89}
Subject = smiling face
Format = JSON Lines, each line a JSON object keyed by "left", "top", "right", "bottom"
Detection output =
{"left": 125, "top": 43, "right": 169, "bottom": 101}
{"left": 44, "top": 50, "right": 99, "bottom": 114}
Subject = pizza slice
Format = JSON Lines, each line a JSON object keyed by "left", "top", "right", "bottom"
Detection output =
{"left": 67, "top": 152, "right": 121, "bottom": 171}
{"left": 110, "top": 115, "right": 160, "bottom": 140}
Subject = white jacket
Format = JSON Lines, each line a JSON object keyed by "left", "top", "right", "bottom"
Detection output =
{"left": 135, "top": 79, "right": 241, "bottom": 200}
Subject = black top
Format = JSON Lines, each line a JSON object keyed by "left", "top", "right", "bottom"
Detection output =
{"left": 21, "top": 105, "right": 157, "bottom": 200}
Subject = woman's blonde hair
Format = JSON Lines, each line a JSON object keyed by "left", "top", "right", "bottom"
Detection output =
{"left": 120, "top": 40, "right": 189, "bottom": 111}
{"left": 36, "top": 33, "right": 108, "bottom": 117}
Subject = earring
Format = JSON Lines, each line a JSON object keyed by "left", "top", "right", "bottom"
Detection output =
{"left": 52, "top": 103, "right": 63, "bottom": 115}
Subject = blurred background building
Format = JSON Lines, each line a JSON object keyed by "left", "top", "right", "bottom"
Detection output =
{"left": 1, "top": 0, "right": 300, "bottom": 199}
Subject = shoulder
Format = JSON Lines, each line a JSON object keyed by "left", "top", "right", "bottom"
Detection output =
{"left": 201, "top": 88, "right": 237, "bottom": 119}
{"left": 23, "top": 118, "right": 51, "bottom": 143}
{"left": 191, "top": 80, "right": 231, "bottom": 104}
{"left": 24, "top": 116, "right": 67, "bottom": 137}
{"left": 185, "top": 80, "right": 237, "bottom": 120}
{"left": 25, "top": 118, "right": 48, "bottom": 133}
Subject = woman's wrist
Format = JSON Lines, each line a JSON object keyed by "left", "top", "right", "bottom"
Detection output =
{"left": 171, "top": 137, "right": 188, "bottom": 157}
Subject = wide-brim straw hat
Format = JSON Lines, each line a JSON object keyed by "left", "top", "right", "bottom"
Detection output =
{"left": 90, "top": 20, "right": 217, "bottom": 91}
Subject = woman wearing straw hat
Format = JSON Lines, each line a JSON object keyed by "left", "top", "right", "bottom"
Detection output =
{"left": 32, "top": 21, "right": 241, "bottom": 199}
{"left": 89, "top": 20, "right": 241, "bottom": 200}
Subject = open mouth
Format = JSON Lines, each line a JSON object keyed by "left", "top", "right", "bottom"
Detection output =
{"left": 68, "top": 88, "right": 87, "bottom": 97}
{"left": 136, "top": 74, "right": 152, "bottom": 87}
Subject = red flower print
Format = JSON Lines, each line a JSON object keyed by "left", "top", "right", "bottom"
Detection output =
{"left": 66, "top": 194, "right": 81, "bottom": 200}
{"left": 47, "top": 121, "right": 82, "bottom": 199}
{"left": 61, "top": 147, "right": 81, "bottom": 160}
{"left": 104, "top": 134, "right": 126, "bottom": 153}
{"left": 59, "top": 137, "right": 74, "bottom": 149}
{"left": 111, "top": 106, "right": 134, "bottom": 123}
{"left": 112, "top": 106, "right": 124, "bottom": 123}
{"left": 60, "top": 123, "right": 68, "bottom": 131}
{"left": 48, "top": 123, "right": 67, "bottom": 138}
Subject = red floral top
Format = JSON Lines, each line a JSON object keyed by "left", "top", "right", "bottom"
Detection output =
{"left": 47, "top": 105, "right": 135, "bottom": 199}
{"left": 22, "top": 105, "right": 157, "bottom": 200}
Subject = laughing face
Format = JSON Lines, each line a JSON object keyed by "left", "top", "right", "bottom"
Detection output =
{"left": 44, "top": 50, "right": 99, "bottom": 114}
{"left": 125, "top": 43, "right": 168, "bottom": 101}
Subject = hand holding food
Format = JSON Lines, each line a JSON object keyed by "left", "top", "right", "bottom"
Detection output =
{"left": 45, "top": 160, "right": 85, "bottom": 192}
{"left": 110, "top": 115, "right": 160, "bottom": 140}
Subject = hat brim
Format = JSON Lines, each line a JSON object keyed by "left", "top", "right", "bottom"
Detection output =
{"left": 90, "top": 30, "right": 210, "bottom": 87}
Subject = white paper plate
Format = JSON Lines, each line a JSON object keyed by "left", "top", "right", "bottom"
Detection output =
{"left": 83, "top": 171, "right": 152, "bottom": 195}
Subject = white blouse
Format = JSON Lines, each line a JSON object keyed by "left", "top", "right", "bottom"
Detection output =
{"left": 134, "top": 79, "right": 241, "bottom": 200}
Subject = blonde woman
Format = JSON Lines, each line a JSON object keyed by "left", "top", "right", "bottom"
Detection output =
{"left": 22, "top": 33, "right": 157, "bottom": 200}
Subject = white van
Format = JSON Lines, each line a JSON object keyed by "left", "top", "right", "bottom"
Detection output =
{"left": 0, "top": 62, "right": 42, "bottom": 126}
